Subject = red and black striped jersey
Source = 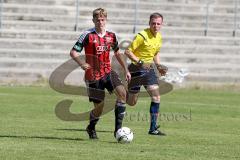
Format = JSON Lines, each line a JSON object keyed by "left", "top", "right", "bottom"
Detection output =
{"left": 73, "top": 28, "right": 119, "bottom": 81}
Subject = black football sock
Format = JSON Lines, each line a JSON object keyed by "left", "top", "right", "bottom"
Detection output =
{"left": 114, "top": 101, "right": 126, "bottom": 133}
{"left": 88, "top": 111, "right": 99, "bottom": 130}
{"left": 149, "top": 102, "right": 160, "bottom": 131}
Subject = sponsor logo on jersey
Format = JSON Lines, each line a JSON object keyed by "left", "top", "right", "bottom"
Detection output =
{"left": 96, "top": 45, "right": 110, "bottom": 54}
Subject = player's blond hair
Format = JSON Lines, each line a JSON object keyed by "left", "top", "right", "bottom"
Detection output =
{"left": 93, "top": 8, "right": 107, "bottom": 19}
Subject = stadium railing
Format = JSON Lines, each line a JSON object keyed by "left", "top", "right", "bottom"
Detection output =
{"left": 73, "top": 0, "right": 140, "bottom": 33}
{"left": 204, "top": 1, "right": 215, "bottom": 36}
{"left": 205, "top": 0, "right": 239, "bottom": 37}
{"left": 75, "top": 0, "right": 79, "bottom": 31}
{"left": 233, "top": 0, "right": 239, "bottom": 37}
{"left": 133, "top": 0, "right": 139, "bottom": 34}
{"left": 0, "top": 0, "right": 2, "bottom": 30}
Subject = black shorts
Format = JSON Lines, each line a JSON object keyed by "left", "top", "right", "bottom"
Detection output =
{"left": 86, "top": 70, "right": 123, "bottom": 103}
{"left": 128, "top": 63, "right": 158, "bottom": 94}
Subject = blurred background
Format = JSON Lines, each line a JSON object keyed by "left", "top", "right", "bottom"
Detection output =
{"left": 0, "top": 0, "right": 239, "bottom": 86}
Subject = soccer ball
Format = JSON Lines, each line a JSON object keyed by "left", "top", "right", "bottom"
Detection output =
{"left": 115, "top": 127, "right": 133, "bottom": 143}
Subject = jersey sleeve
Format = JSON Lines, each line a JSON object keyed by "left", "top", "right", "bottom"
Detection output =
{"left": 128, "top": 33, "right": 144, "bottom": 53}
{"left": 111, "top": 33, "right": 120, "bottom": 52}
{"left": 72, "top": 32, "right": 89, "bottom": 53}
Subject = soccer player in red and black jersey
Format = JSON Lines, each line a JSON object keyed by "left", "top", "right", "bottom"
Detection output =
{"left": 70, "top": 8, "right": 131, "bottom": 139}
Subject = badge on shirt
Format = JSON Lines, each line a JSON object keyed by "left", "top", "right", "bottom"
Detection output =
{"left": 105, "top": 37, "right": 112, "bottom": 43}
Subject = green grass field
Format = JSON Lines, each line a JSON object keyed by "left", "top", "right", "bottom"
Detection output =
{"left": 0, "top": 85, "right": 239, "bottom": 160}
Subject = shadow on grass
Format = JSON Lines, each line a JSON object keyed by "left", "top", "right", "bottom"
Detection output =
{"left": 56, "top": 129, "right": 119, "bottom": 144}
{"left": 0, "top": 135, "right": 84, "bottom": 141}
{"left": 56, "top": 128, "right": 113, "bottom": 133}
{"left": 0, "top": 135, "right": 123, "bottom": 144}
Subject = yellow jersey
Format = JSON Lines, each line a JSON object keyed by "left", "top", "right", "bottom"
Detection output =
{"left": 128, "top": 28, "right": 162, "bottom": 63}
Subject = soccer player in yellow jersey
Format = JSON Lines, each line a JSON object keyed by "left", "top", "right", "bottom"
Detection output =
{"left": 125, "top": 13, "right": 167, "bottom": 136}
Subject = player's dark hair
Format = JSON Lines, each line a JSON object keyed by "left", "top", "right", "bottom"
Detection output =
{"left": 149, "top": 12, "right": 163, "bottom": 24}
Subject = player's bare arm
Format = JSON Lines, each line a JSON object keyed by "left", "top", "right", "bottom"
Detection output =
{"left": 153, "top": 52, "right": 167, "bottom": 76}
{"left": 125, "top": 49, "right": 151, "bottom": 69}
{"left": 70, "top": 49, "right": 91, "bottom": 70}
{"left": 124, "top": 49, "right": 139, "bottom": 63}
{"left": 114, "top": 50, "right": 131, "bottom": 82}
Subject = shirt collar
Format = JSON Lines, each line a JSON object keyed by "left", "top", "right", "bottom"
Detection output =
{"left": 94, "top": 28, "right": 106, "bottom": 38}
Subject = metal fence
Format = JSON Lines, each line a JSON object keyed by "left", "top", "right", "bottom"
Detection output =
{"left": 0, "top": 0, "right": 3, "bottom": 30}
{"left": 73, "top": 0, "right": 239, "bottom": 36}
{"left": 74, "top": 0, "right": 141, "bottom": 33}
{"left": 75, "top": 0, "right": 79, "bottom": 31}
{"left": 133, "top": 0, "right": 139, "bottom": 34}
{"left": 204, "top": 0, "right": 239, "bottom": 37}
{"left": 204, "top": 1, "right": 214, "bottom": 36}
{"left": 233, "top": 0, "right": 239, "bottom": 36}
{"left": 0, "top": 0, "right": 238, "bottom": 35}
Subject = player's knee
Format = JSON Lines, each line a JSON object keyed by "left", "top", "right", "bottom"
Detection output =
{"left": 127, "top": 101, "right": 135, "bottom": 106}
{"left": 151, "top": 95, "right": 160, "bottom": 103}
{"left": 126, "top": 93, "right": 138, "bottom": 106}
{"left": 127, "top": 98, "right": 137, "bottom": 106}
{"left": 92, "top": 109, "right": 103, "bottom": 117}
{"left": 117, "top": 90, "right": 127, "bottom": 102}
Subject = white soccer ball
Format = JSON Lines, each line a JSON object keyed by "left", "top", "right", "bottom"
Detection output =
{"left": 116, "top": 127, "right": 133, "bottom": 143}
